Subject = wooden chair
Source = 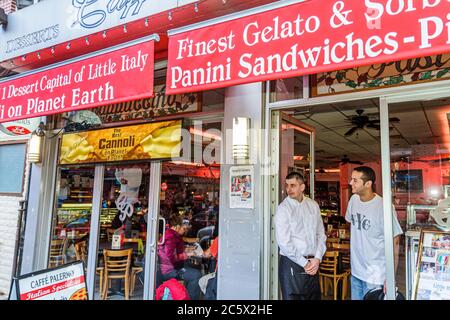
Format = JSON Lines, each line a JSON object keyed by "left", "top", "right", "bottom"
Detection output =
{"left": 326, "top": 237, "right": 340, "bottom": 249}
{"left": 49, "top": 238, "right": 67, "bottom": 268}
{"left": 319, "top": 251, "right": 350, "bottom": 300}
{"left": 130, "top": 267, "right": 144, "bottom": 296}
{"left": 332, "top": 242, "right": 351, "bottom": 271}
{"left": 96, "top": 267, "right": 105, "bottom": 299}
{"left": 102, "top": 249, "right": 132, "bottom": 300}
{"left": 106, "top": 228, "right": 116, "bottom": 242}
{"left": 74, "top": 241, "right": 88, "bottom": 265}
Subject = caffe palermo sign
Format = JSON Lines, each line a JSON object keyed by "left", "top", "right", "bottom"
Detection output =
{"left": 16, "top": 262, "right": 87, "bottom": 300}
{"left": 0, "top": 36, "right": 156, "bottom": 123}
{"left": 59, "top": 120, "right": 182, "bottom": 165}
{"left": 167, "top": 0, "right": 450, "bottom": 94}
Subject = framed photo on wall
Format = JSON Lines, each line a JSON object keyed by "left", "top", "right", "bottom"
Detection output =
{"left": 413, "top": 229, "right": 450, "bottom": 300}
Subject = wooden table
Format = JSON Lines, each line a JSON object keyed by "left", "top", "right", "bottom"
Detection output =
{"left": 183, "top": 237, "right": 199, "bottom": 244}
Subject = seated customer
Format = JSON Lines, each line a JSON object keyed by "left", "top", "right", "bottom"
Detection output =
{"left": 198, "top": 221, "right": 219, "bottom": 300}
{"left": 157, "top": 214, "right": 202, "bottom": 299}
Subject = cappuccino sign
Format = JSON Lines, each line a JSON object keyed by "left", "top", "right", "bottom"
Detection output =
{"left": 91, "top": 84, "right": 201, "bottom": 124}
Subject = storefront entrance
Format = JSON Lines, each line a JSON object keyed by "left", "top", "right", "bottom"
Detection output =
{"left": 278, "top": 99, "right": 383, "bottom": 300}
{"left": 271, "top": 90, "right": 450, "bottom": 300}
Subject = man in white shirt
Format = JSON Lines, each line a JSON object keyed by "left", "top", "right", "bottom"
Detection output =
{"left": 275, "top": 172, "right": 327, "bottom": 300}
{"left": 346, "top": 166, "right": 403, "bottom": 300}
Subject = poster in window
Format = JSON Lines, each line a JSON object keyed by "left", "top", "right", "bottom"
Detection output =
{"left": 230, "top": 166, "right": 254, "bottom": 209}
{"left": 413, "top": 230, "right": 450, "bottom": 300}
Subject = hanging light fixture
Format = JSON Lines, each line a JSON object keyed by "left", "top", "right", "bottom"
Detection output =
{"left": 232, "top": 117, "right": 251, "bottom": 161}
{"left": 28, "top": 122, "right": 45, "bottom": 163}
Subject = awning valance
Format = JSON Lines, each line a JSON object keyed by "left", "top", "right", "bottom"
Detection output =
{"left": 166, "top": 0, "right": 450, "bottom": 94}
{"left": 0, "top": 34, "right": 158, "bottom": 123}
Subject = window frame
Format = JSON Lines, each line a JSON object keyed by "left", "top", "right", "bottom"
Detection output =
{"left": 0, "top": 140, "right": 28, "bottom": 197}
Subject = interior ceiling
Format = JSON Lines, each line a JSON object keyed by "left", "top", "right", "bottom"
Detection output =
{"left": 283, "top": 97, "right": 450, "bottom": 169}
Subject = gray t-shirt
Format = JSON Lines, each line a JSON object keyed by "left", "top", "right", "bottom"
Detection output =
{"left": 345, "top": 194, "right": 403, "bottom": 285}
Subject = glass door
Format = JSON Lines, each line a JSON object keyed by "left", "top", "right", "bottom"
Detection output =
{"left": 280, "top": 113, "right": 315, "bottom": 199}
{"left": 93, "top": 163, "right": 151, "bottom": 300}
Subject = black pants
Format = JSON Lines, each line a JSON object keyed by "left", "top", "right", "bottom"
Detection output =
{"left": 279, "top": 255, "right": 321, "bottom": 300}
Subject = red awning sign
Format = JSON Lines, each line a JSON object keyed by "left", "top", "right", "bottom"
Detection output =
{"left": 0, "top": 35, "right": 158, "bottom": 123}
{"left": 166, "top": 0, "right": 450, "bottom": 94}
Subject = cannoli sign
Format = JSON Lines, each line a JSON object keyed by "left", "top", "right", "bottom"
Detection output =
{"left": 59, "top": 120, "right": 182, "bottom": 165}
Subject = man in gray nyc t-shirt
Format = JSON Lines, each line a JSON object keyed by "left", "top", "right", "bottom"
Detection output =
{"left": 346, "top": 166, "right": 403, "bottom": 300}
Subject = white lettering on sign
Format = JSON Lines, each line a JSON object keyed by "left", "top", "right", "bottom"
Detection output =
{"left": 167, "top": 0, "right": 450, "bottom": 94}
{"left": 0, "top": 40, "right": 154, "bottom": 123}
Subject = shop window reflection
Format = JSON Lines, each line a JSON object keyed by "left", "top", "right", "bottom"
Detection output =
{"left": 270, "top": 77, "right": 304, "bottom": 103}
{"left": 389, "top": 97, "right": 450, "bottom": 299}
{"left": 48, "top": 166, "right": 95, "bottom": 269}
{"left": 156, "top": 121, "right": 221, "bottom": 300}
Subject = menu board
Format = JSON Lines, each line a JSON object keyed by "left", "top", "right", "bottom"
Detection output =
{"left": 59, "top": 119, "right": 182, "bottom": 165}
{"left": 16, "top": 261, "right": 87, "bottom": 300}
{"left": 413, "top": 230, "right": 450, "bottom": 300}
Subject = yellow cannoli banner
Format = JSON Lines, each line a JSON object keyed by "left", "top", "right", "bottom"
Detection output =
{"left": 59, "top": 120, "right": 182, "bottom": 165}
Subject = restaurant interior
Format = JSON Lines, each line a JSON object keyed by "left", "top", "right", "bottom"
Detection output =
{"left": 280, "top": 95, "right": 450, "bottom": 299}
{"left": 47, "top": 120, "right": 222, "bottom": 300}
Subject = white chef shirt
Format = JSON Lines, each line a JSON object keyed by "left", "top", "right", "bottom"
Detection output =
{"left": 275, "top": 196, "right": 327, "bottom": 267}
{"left": 345, "top": 194, "right": 403, "bottom": 285}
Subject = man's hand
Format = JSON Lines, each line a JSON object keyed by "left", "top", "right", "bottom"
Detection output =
{"left": 305, "top": 258, "right": 320, "bottom": 275}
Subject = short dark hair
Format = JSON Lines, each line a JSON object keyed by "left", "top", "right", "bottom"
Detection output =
{"left": 353, "top": 166, "right": 376, "bottom": 185}
{"left": 286, "top": 172, "right": 306, "bottom": 184}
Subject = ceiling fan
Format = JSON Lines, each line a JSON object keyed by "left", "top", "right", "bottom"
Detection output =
{"left": 340, "top": 155, "right": 363, "bottom": 165}
{"left": 344, "top": 109, "right": 400, "bottom": 137}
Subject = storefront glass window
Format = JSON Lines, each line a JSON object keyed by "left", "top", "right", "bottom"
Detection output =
{"left": 155, "top": 121, "right": 221, "bottom": 300}
{"left": 269, "top": 77, "right": 304, "bottom": 103}
{"left": 0, "top": 143, "right": 26, "bottom": 194}
{"left": 389, "top": 97, "right": 450, "bottom": 300}
{"left": 48, "top": 166, "right": 94, "bottom": 270}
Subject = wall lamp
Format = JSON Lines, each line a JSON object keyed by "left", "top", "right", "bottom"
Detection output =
{"left": 232, "top": 117, "right": 251, "bottom": 161}
{"left": 27, "top": 122, "right": 45, "bottom": 163}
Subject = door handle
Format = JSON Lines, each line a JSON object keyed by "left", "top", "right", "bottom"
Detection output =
{"left": 158, "top": 217, "right": 166, "bottom": 245}
{"left": 149, "top": 217, "right": 157, "bottom": 247}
